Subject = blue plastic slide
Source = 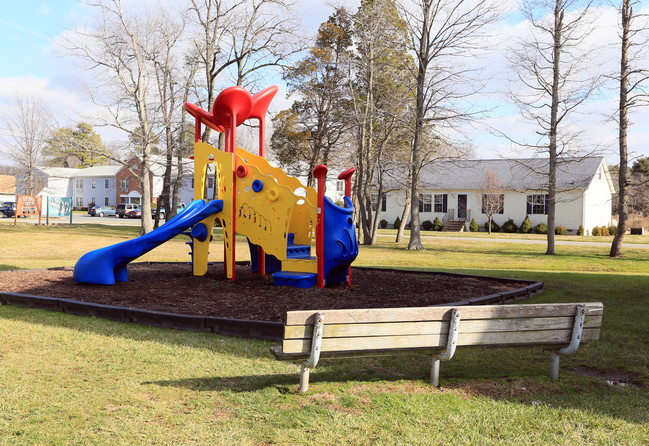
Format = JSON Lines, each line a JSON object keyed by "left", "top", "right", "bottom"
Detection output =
{"left": 74, "top": 199, "right": 223, "bottom": 285}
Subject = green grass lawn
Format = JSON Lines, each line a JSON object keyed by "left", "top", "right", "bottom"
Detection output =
{"left": 1, "top": 225, "right": 648, "bottom": 444}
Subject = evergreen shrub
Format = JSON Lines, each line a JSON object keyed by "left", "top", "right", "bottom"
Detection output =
{"left": 469, "top": 218, "right": 479, "bottom": 232}
{"left": 554, "top": 225, "right": 568, "bottom": 236}
{"left": 484, "top": 220, "right": 500, "bottom": 232}
{"left": 502, "top": 218, "right": 518, "bottom": 233}
{"left": 422, "top": 220, "right": 434, "bottom": 231}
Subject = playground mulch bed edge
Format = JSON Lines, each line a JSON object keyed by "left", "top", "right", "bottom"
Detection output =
{"left": 0, "top": 263, "right": 542, "bottom": 340}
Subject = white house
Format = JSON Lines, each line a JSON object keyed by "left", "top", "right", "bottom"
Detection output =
{"left": 28, "top": 166, "right": 122, "bottom": 210}
{"left": 378, "top": 157, "right": 614, "bottom": 234}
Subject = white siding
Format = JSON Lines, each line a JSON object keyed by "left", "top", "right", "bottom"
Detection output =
{"left": 582, "top": 163, "right": 614, "bottom": 231}
{"left": 381, "top": 188, "right": 589, "bottom": 231}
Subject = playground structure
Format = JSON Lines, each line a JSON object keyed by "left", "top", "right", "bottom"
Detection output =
{"left": 74, "top": 86, "right": 358, "bottom": 289}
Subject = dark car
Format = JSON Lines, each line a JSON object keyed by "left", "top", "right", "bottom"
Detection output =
{"left": 88, "top": 206, "right": 116, "bottom": 217}
{"left": 0, "top": 201, "right": 16, "bottom": 218}
{"left": 116, "top": 203, "right": 139, "bottom": 218}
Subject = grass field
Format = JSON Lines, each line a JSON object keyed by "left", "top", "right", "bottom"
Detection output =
{"left": 1, "top": 223, "right": 648, "bottom": 444}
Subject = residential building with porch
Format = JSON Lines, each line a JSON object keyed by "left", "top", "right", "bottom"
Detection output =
{"left": 377, "top": 157, "right": 614, "bottom": 234}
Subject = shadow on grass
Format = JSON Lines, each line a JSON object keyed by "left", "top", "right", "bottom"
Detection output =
{"left": 145, "top": 357, "right": 649, "bottom": 424}
{"left": 2, "top": 267, "right": 648, "bottom": 421}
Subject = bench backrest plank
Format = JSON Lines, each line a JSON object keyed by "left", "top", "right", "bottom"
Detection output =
{"left": 282, "top": 303, "right": 603, "bottom": 355}
{"left": 285, "top": 303, "right": 603, "bottom": 325}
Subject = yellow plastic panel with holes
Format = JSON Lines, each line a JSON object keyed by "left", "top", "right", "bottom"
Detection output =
{"left": 235, "top": 161, "right": 298, "bottom": 260}
{"left": 237, "top": 148, "right": 317, "bottom": 246}
{"left": 191, "top": 143, "right": 234, "bottom": 277}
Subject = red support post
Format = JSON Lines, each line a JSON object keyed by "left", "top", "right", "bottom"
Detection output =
{"left": 195, "top": 118, "right": 201, "bottom": 143}
{"left": 313, "top": 164, "right": 328, "bottom": 288}
{"left": 337, "top": 167, "right": 356, "bottom": 285}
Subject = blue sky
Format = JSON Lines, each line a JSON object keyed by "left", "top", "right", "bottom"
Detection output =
{"left": 0, "top": 1, "right": 646, "bottom": 167}
{"left": 0, "top": 1, "right": 79, "bottom": 80}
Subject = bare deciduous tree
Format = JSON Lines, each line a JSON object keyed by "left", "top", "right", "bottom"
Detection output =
{"left": 397, "top": 0, "right": 502, "bottom": 250}
{"left": 610, "top": 0, "right": 649, "bottom": 257}
{"left": 479, "top": 170, "right": 505, "bottom": 234}
{"left": 349, "top": 0, "right": 415, "bottom": 246}
{"left": 190, "top": 0, "right": 298, "bottom": 145}
{"left": 1, "top": 94, "right": 53, "bottom": 195}
{"left": 63, "top": 0, "right": 162, "bottom": 233}
{"left": 508, "top": 0, "right": 600, "bottom": 255}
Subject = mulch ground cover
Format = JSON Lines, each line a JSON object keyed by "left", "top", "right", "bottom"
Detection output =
{"left": 0, "top": 263, "right": 531, "bottom": 323}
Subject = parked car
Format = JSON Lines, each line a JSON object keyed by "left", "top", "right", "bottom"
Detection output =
{"left": 126, "top": 207, "right": 142, "bottom": 218}
{"left": 116, "top": 203, "right": 139, "bottom": 218}
{"left": 88, "top": 206, "right": 116, "bottom": 217}
{"left": 0, "top": 201, "right": 16, "bottom": 218}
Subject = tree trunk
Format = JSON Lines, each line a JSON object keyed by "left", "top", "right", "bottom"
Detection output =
{"left": 395, "top": 194, "right": 411, "bottom": 243}
{"left": 396, "top": 153, "right": 414, "bottom": 243}
{"left": 407, "top": 0, "right": 431, "bottom": 251}
{"left": 611, "top": 0, "right": 631, "bottom": 258}
{"left": 545, "top": 2, "right": 563, "bottom": 256}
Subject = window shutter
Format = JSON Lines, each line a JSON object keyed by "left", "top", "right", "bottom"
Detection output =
{"left": 418, "top": 194, "right": 423, "bottom": 212}
{"left": 526, "top": 195, "right": 532, "bottom": 214}
{"left": 499, "top": 194, "right": 505, "bottom": 214}
{"left": 381, "top": 194, "right": 386, "bottom": 212}
{"left": 482, "top": 195, "right": 487, "bottom": 214}
{"left": 545, "top": 194, "right": 549, "bottom": 215}
{"left": 443, "top": 194, "right": 448, "bottom": 213}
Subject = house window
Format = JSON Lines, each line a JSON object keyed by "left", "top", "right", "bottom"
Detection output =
{"left": 75, "top": 197, "right": 83, "bottom": 207}
{"left": 105, "top": 179, "right": 109, "bottom": 189}
{"left": 91, "top": 197, "right": 96, "bottom": 206}
{"left": 105, "top": 197, "right": 110, "bottom": 205}
{"left": 92, "top": 179, "right": 96, "bottom": 189}
{"left": 482, "top": 194, "right": 504, "bottom": 214}
{"left": 433, "top": 194, "right": 446, "bottom": 213}
{"left": 120, "top": 178, "right": 130, "bottom": 191}
{"left": 337, "top": 180, "right": 344, "bottom": 193}
{"left": 371, "top": 193, "right": 387, "bottom": 212}
{"left": 418, "top": 193, "right": 432, "bottom": 213}
{"left": 527, "top": 194, "right": 548, "bottom": 215}
{"left": 75, "top": 179, "right": 83, "bottom": 190}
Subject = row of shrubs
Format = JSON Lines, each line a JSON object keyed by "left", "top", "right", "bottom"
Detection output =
{"left": 379, "top": 215, "right": 617, "bottom": 236}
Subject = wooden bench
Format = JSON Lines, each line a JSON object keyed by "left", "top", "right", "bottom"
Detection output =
{"left": 270, "top": 303, "right": 604, "bottom": 392}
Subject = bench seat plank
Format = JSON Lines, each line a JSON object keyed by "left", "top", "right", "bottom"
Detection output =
{"left": 282, "top": 327, "right": 601, "bottom": 354}
{"left": 285, "top": 303, "right": 603, "bottom": 325}
{"left": 284, "top": 315, "right": 603, "bottom": 340}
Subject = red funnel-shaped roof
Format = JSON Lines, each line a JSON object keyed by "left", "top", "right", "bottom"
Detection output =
{"left": 210, "top": 86, "right": 253, "bottom": 129}
{"left": 249, "top": 85, "right": 278, "bottom": 120}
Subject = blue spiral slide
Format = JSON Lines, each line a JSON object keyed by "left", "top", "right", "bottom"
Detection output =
{"left": 73, "top": 199, "right": 223, "bottom": 285}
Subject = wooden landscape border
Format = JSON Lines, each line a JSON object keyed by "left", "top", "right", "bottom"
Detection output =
{"left": 0, "top": 263, "right": 544, "bottom": 341}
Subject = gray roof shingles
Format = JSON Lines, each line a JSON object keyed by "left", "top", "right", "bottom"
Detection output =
{"left": 385, "top": 157, "right": 605, "bottom": 191}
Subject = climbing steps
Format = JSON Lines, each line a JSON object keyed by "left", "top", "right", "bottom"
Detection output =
{"left": 246, "top": 232, "right": 318, "bottom": 288}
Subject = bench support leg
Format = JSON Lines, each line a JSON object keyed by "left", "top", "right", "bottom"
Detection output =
{"left": 300, "top": 365, "right": 310, "bottom": 393}
{"left": 431, "top": 359, "right": 442, "bottom": 387}
{"left": 430, "top": 308, "right": 461, "bottom": 387}
{"left": 299, "top": 312, "right": 324, "bottom": 393}
{"left": 550, "top": 305, "right": 585, "bottom": 379}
